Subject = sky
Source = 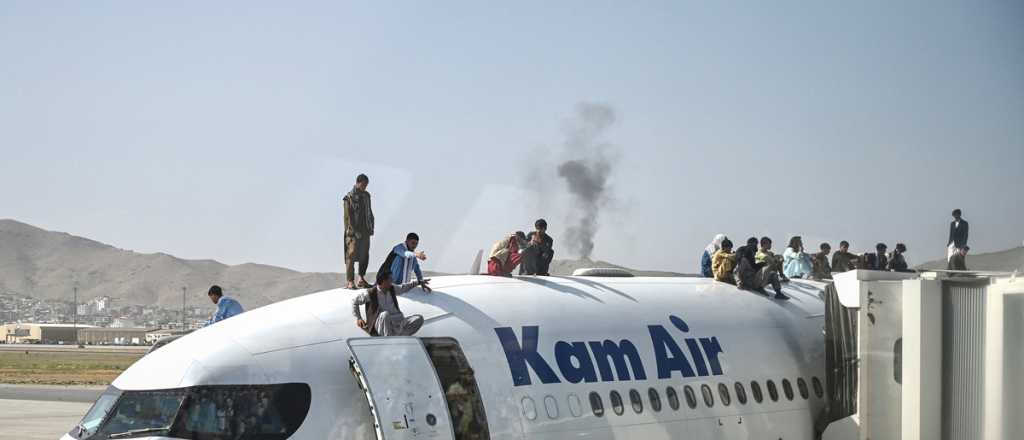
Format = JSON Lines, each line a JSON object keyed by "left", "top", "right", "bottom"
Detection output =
{"left": 1, "top": 1, "right": 1022, "bottom": 275}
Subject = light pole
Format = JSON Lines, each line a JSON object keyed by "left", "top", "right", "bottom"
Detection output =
{"left": 181, "top": 287, "right": 187, "bottom": 329}
{"left": 73, "top": 285, "right": 78, "bottom": 345}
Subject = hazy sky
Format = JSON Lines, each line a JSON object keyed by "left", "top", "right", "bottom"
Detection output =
{"left": 2, "top": 1, "right": 1022, "bottom": 275}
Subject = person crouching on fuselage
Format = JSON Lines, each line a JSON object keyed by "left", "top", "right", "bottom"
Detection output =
{"left": 352, "top": 271, "right": 431, "bottom": 336}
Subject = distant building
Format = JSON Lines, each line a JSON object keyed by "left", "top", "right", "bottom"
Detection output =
{"left": 2, "top": 323, "right": 95, "bottom": 344}
{"left": 110, "top": 317, "right": 137, "bottom": 328}
{"left": 77, "top": 327, "right": 153, "bottom": 345}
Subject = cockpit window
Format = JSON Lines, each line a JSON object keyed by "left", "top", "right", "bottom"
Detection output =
{"left": 70, "top": 383, "right": 310, "bottom": 440}
{"left": 69, "top": 386, "right": 122, "bottom": 439}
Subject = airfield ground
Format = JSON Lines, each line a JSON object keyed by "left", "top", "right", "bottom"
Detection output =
{"left": 0, "top": 345, "right": 144, "bottom": 385}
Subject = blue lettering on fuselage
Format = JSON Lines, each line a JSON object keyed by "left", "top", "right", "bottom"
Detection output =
{"left": 494, "top": 315, "right": 725, "bottom": 386}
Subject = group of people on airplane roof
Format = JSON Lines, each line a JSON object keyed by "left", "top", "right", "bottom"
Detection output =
{"left": 340, "top": 173, "right": 555, "bottom": 337}
{"left": 698, "top": 209, "right": 972, "bottom": 297}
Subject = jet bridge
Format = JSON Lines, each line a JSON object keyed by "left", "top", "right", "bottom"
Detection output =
{"left": 820, "top": 270, "right": 1023, "bottom": 440}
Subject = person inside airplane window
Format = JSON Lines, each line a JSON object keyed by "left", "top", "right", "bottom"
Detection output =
{"left": 811, "top": 243, "right": 832, "bottom": 280}
{"left": 352, "top": 270, "right": 431, "bottom": 336}
{"left": 734, "top": 245, "right": 789, "bottom": 300}
{"left": 887, "top": 243, "right": 913, "bottom": 272}
{"left": 203, "top": 285, "right": 244, "bottom": 327}
{"left": 830, "top": 240, "right": 860, "bottom": 273}
{"left": 487, "top": 231, "right": 526, "bottom": 276}
{"left": 386, "top": 232, "right": 429, "bottom": 286}
{"left": 863, "top": 243, "right": 888, "bottom": 270}
{"left": 711, "top": 238, "right": 736, "bottom": 284}
{"left": 755, "top": 237, "right": 789, "bottom": 282}
{"left": 343, "top": 173, "right": 375, "bottom": 290}
{"left": 782, "top": 236, "right": 814, "bottom": 279}
{"left": 520, "top": 219, "right": 555, "bottom": 276}
{"left": 701, "top": 233, "right": 727, "bottom": 277}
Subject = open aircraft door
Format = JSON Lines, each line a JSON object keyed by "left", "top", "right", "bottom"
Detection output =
{"left": 348, "top": 337, "right": 456, "bottom": 440}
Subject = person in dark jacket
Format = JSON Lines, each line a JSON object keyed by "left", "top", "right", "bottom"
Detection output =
{"left": 887, "top": 243, "right": 913, "bottom": 272}
{"left": 863, "top": 243, "right": 889, "bottom": 270}
{"left": 831, "top": 240, "right": 860, "bottom": 273}
{"left": 947, "top": 209, "right": 969, "bottom": 265}
{"left": 521, "top": 219, "right": 555, "bottom": 276}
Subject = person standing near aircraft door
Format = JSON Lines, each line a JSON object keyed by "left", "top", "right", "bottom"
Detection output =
{"left": 343, "top": 174, "right": 374, "bottom": 290}
{"left": 353, "top": 271, "right": 431, "bottom": 336}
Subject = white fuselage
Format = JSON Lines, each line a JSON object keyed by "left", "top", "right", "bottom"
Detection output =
{"left": 66, "top": 275, "right": 828, "bottom": 440}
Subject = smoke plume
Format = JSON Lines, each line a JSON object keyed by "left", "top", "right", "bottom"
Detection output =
{"left": 557, "top": 102, "right": 617, "bottom": 259}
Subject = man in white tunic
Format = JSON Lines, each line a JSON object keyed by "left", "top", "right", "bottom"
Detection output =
{"left": 352, "top": 271, "right": 431, "bottom": 336}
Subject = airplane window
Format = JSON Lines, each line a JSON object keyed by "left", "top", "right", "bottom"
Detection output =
{"left": 766, "top": 380, "right": 779, "bottom": 402}
{"left": 610, "top": 391, "right": 625, "bottom": 416}
{"left": 567, "top": 393, "right": 583, "bottom": 417}
{"left": 543, "top": 395, "right": 559, "bottom": 419}
{"left": 700, "top": 384, "right": 714, "bottom": 408}
{"left": 734, "top": 382, "right": 747, "bottom": 405}
{"left": 812, "top": 376, "right": 824, "bottom": 399}
{"left": 717, "top": 383, "right": 731, "bottom": 406}
{"left": 522, "top": 397, "right": 537, "bottom": 420}
{"left": 629, "top": 389, "right": 643, "bottom": 414}
{"left": 648, "top": 388, "right": 662, "bottom": 412}
{"left": 782, "top": 379, "right": 794, "bottom": 401}
{"left": 683, "top": 385, "right": 698, "bottom": 409}
{"left": 750, "top": 381, "right": 763, "bottom": 403}
{"left": 797, "top": 378, "right": 809, "bottom": 400}
{"left": 92, "top": 389, "right": 185, "bottom": 439}
{"left": 589, "top": 392, "right": 605, "bottom": 417}
{"left": 665, "top": 387, "right": 680, "bottom": 411}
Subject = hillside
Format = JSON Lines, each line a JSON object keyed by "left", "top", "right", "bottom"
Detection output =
{"left": 916, "top": 246, "right": 1024, "bottom": 273}
{"left": 0, "top": 219, "right": 348, "bottom": 308}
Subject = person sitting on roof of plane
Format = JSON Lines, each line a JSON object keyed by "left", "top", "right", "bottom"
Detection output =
{"left": 352, "top": 270, "right": 431, "bottom": 336}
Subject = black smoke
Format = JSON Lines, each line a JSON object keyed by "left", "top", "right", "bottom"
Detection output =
{"left": 557, "top": 103, "right": 617, "bottom": 259}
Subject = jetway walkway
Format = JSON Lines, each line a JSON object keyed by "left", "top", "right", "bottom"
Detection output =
{"left": 820, "top": 270, "right": 1023, "bottom": 440}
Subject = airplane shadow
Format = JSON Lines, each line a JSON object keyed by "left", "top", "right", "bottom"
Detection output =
{"left": 545, "top": 276, "right": 639, "bottom": 303}
{"left": 515, "top": 276, "right": 605, "bottom": 303}
{"left": 407, "top": 290, "right": 504, "bottom": 333}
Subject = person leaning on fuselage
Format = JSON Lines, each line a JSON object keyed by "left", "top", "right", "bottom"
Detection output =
{"left": 521, "top": 219, "right": 555, "bottom": 276}
{"left": 831, "top": 240, "right": 860, "bottom": 273}
{"left": 352, "top": 271, "right": 431, "bottom": 336}
{"left": 203, "top": 285, "right": 244, "bottom": 327}
{"left": 712, "top": 238, "right": 736, "bottom": 284}
{"left": 386, "top": 233, "right": 429, "bottom": 287}
{"left": 701, "top": 233, "right": 727, "bottom": 278}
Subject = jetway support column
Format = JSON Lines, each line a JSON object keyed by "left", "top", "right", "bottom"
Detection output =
{"left": 901, "top": 279, "right": 941, "bottom": 440}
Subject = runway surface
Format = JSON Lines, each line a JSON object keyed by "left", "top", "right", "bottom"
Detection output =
{"left": 0, "top": 385, "right": 102, "bottom": 440}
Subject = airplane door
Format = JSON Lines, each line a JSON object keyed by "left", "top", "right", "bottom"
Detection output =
{"left": 348, "top": 337, "right": 456, "bottom": 440}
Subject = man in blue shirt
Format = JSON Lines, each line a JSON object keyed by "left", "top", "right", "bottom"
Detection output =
{"left": 388, "top": 233, "right": 430, "bottom": 288}
{"left": 204, "top": 285, "right": 244, "bottom": 326}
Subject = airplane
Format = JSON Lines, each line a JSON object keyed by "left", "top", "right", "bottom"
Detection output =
{"left": 62, "top": 270, "right": 829, "bottom": 440}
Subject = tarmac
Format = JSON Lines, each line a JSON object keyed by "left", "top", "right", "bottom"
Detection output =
{"left": 0, "top": 385, "right": 101, "bottom": 440}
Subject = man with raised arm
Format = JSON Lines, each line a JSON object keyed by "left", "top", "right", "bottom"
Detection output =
{"left": 353, "top": 271, "right": 431, "bottom": 336}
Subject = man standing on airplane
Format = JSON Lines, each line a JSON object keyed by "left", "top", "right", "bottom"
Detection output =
{"left": 204, "top": 285, "right": 244, "bottom": 327}
{"left": 947, "top": 208, "right": 969, "bottom": 266}
{"left": 343, "top": 174, "right": 374, "bottom": 290}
